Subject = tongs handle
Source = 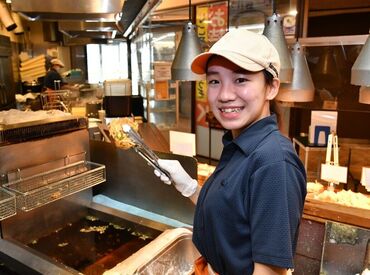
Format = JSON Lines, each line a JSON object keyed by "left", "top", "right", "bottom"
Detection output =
{"left": 122, "top": 124, "right": 172, "bottom": 181}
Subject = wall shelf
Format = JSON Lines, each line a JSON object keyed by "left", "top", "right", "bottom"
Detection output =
{"left": 150, "top": 107, "right": 176, "bottom": 113}
{"left": 144, "top": 78, "right": 179, "bottom": 128}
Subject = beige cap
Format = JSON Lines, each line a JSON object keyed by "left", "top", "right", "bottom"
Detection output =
{"left": 50, "top": 58, "right": 65, "bottom": 68}
{"left": 191, "top": 29, "right": 280, "bottom": 78}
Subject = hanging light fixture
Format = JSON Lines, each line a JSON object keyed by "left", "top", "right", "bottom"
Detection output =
{"left": 171, "top": 0, "right": 203, "bottom": 81}
{"left": 359, "top": 86, "right": 370, "bottom": 104}
{"left": 277, "top": 42, "right": 314, "bottom": 102}
{"left": 262, "top": 0, "right": 293, "bottom": 83}
{"left": 313, "top": 46, "right": 341, "bottom": 87}
{"left": 0, "top": 0, "right": 17, "bottom": 31}
{"left": 351, "top": 31, "right": 370, "bottom": 104}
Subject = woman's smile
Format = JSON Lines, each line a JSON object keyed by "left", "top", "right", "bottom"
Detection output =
{"left": 207, "top": 56, "right": 276, "bottom": 137}
{"left": 219, "top": 106, "right": 245, "bottom": 121}
{"left": 220, "top": 107, "right": 244, "bottom": 113}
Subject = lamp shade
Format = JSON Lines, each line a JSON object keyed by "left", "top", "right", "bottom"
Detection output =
{"left": 359, "top": 86, "right": 370, "bottom": 104}
{"left": 312, "top": 46, "right": 341, "bottom": 92}
{"left": 171, "top": 22, "right": 203, "bottom": 81}
{"left": 0, "top": 0, "right": 16, "bottom": 31}
{"left": 263, "top": 13, "right": 293, "bottom": 83}
{"left": 278, "top": 42, "right": 315, "bottom": 102}
{"left": 351, "top": 34, "right": 370, "bottom": 86}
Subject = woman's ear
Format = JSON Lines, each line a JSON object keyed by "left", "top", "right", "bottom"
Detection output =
{"left": 266, "top": 78, "right": 280, "bottom": 100}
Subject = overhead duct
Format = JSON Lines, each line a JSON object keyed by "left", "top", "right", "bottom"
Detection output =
{"left": 58, "top": 21, "right": 118, "bottom": 39}
{"left": 62, "top": 36, "right": 112, "bottom": 46}
{"left": 117, "top": 0, "right": 162, "bottom": 38}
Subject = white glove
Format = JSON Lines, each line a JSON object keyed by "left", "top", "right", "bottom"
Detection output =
{"left": 154, "top": 159, "right": 198, "bottom": 197}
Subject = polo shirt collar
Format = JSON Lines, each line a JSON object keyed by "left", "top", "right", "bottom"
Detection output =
{"left": 222, "top": 114, "right": 279, "bottom": 156}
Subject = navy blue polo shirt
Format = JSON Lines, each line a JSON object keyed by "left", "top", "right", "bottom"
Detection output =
{"left": 193, "top": 114, "right": 306, "bottom": 275}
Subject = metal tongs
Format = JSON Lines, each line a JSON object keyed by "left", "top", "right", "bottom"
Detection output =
{"left": 122, "top": 124, "right": 172, "bottom": 181}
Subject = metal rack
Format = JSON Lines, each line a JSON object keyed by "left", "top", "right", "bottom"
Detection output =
{"left": 40, "top": 89, "right": 73, "bottom": 112}
{"left": 3, "top": 158, "right": 106, "bottom": 212}
{"left": 0, "top": 188, "right": 16, "bottom": 220}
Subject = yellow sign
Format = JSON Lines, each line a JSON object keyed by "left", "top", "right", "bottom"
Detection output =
{"left": 196, "top": 6, "right": 208, "bottom": 42}
{"left": 196, "top": 80, "right": 207, "bottom": 102}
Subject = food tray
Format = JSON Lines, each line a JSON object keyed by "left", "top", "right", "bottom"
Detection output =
{"left": 104, "top": 228, "right": 199, "bottom": 275}
{"left": 0, "top": 187, "right": 16, "bottom": 220}
{"left": 3, "top": 161, "right": 106, "bottom": 211}
{"left": 305, "top": 194, "right": 370, "bottom": 228}
{"left": 136, "top": 234, "right": 200, "bottom": 275}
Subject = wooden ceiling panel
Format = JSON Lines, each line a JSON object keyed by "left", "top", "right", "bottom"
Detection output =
{"left": 309, "top": 0, "right": 370, "bottom": 11}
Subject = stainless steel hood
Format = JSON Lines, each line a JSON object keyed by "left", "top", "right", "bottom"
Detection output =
{"left": 11, "top": 0, "right": 161, "bottom": 39}
{"left": 11, "top": 0, "right": 125, "bottom": 21}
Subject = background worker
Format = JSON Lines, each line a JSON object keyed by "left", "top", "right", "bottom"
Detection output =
{"left": 43, "top": 58, "right": 66, "bottom": 91}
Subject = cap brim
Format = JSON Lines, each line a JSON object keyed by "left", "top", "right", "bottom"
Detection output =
{"left": 191, "top": 52, "right": 213, "bottom": 74}
{"left": 191, "top": 50, "right": 265, "bottom": 75}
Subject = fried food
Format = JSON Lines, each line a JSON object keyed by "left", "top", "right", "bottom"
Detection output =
{"left": 314, "top": 189, "right": 370, "bottom": 209}
{"left": 108, "top": 117, "right": 139, "bottom": 149}
{"left": 307, "top": 181, "right": 324, "bottom": 194}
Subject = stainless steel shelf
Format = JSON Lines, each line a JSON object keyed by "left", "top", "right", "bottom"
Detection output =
{"left": 148, "top": 97, "right": 176, "bottom": 102}
{"left": 150, "top": 108, "right": 176, "bottom": 113}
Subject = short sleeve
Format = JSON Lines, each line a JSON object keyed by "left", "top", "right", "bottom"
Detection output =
{"left": 248, "top": 160, "right": 305, "bottom": 269}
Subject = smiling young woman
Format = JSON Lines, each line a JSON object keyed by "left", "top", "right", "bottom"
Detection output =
{"left": 155, "top": 29, "right": 307, "bottom": 275}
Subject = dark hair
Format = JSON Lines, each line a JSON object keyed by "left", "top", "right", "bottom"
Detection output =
{"left": 263, "top": 69, "right": 274, "bottom": 86}
{"left": 206, "top": 56, "right": 275, "bottom": 86}
{"left": 265, "top": 69, "right": 280, "bottom": 123}
{"left": 205, "top": 55, "right": 217, "bottom": 72}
